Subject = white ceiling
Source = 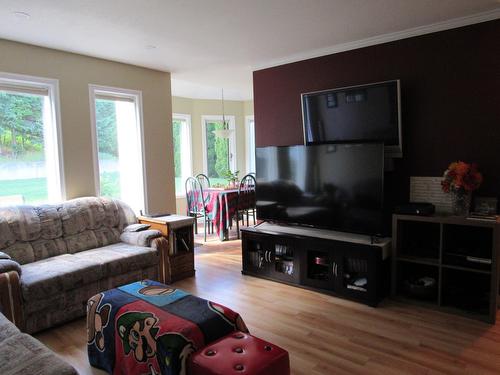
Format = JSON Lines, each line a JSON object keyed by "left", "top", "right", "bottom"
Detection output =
{"left": 0, "top": 1, "right": 499, "bottom": 100}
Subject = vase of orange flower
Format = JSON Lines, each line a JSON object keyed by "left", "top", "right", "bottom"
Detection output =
{"left": 441, "top": 161, "right": 483, "bottom": 216}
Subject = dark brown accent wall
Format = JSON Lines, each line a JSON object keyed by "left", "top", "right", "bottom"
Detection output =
{"left": 253, "top": 20, "right": 500, "bottom": 203}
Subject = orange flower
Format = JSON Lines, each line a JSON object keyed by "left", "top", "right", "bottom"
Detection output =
{"left": 441, "top": 161, "right": 482, "bottom": 193}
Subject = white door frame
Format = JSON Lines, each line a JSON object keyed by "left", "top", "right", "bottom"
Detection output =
{"left": 201, "top": 115, "right": 237, "bottom": 175}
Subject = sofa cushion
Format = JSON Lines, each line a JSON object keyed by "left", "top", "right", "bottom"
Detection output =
{"left": 0, "top": 259, "right": 22, "bottom": 275}
{"left": 0, "top": 216, "right": 15, "bottom": 250}
{"left": 21, "top": 254, "right": 103, "bottom": 301}
{"left": 0, "top": 332, "right": 77, "bottom": 375}
{"left": 0, "top": 311, "right": 20, "bottom": 341}
{"left": 0, "top": 206, "right": 41, "bottom": 242}
{"left": 36, "top": 204, "right": 63, "bottom": 240}
{"left": 2, "top": 242, "right": 35, "bottom": 265}
{"left": 101, "top": 197, "right": 120, "bottom": 227}
{"left": 116, "top": 199, "right": 138, "bottom": 230}
{"left": 60, "top": 197, "right": 105, "bottom": 235}
{"left": 72, "top": 243, "right": 159, "bottom": 277}
{"left": 64, "top": 230, "right": 99, "bottom": 254}
{"left": 94, "top": 227, "right": 121, "bottom": 247}
{"left": 31, "top": 239, "right": 67, "bottom": 261}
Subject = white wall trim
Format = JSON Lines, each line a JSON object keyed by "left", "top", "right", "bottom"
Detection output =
{"left": 172, "top": 113, "right": 193, "bottom": 198}
{"left": 0, "top": 71, "right": 65, "bottom": 202}
{"left": 253, "top": 9, "right": 500, "bottom": 71}
{"left": 88, "top": 84, "right": 148, "bottom": 213}
{"left": 245, "top": 115, "right": 255, "bottom": 175}
{"left": 200, "top": 115, "right": 237, "bottom": 176}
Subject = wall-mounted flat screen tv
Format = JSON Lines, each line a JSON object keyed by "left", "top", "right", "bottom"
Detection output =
{"left": 256, "top": 143, "right": 385, "bottom": 236}
{"left": 302, "top": 80, "right": 402, "bottom": 157}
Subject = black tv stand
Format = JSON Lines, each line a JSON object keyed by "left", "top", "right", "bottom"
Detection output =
{"left": 241, "top": 222, "right": 391, "bottom": 307}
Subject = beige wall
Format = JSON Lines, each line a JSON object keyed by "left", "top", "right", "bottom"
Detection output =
{"left": 0, "top": 39, "right": 175, "bottom": 214}
{"left": 172, "top": 96, "right": 254, "bottom": 214}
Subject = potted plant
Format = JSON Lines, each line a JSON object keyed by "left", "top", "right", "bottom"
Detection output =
{"left": 441, "top": 161, "right": 483, "bottom": 216}
{"left": 223, "top": 170, "right": 239, "bottom": 188}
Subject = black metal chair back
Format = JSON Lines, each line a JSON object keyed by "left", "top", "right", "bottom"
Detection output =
{"left": 238, "top": 173, "right": 256, "bottom": 210}
{"left": 185, "top": 177, "right": 205, "bottom": 215}
{"left": 234, "top": 173, "right": 257, "bottom": 238}
{"left": 185, "top": 176, "right": 213, "bottom": 241}
{"left": 196, "top": 173, "right": 211, "bottom": 190}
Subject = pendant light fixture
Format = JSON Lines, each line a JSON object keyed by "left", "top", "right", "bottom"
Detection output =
{"left": 212, "top": 88, "right": 233, "bottom": 139}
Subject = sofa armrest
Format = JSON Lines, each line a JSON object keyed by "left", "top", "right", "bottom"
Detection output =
{"left": 0, "top": 251, "right": 11, "bottom": 260}
{"left": 120, "top": 229, "right": 162, "bottom": 247}
{"left": 0, "top": 270, "right": 23, "bottom": 330}
{"left": 0, "top": 259, "right": 22, "bottom": 275}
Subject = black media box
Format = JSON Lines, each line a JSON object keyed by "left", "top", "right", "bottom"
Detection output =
{"left": 395, "top": 202, "right": 436, "bottom": 216}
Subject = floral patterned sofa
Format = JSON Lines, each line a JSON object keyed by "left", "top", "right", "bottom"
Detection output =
{"left": 0, "top": 197, "right": 167, "bottom": 333}
{"left": 0, "top": 311, "right": 77, "bottom": 374}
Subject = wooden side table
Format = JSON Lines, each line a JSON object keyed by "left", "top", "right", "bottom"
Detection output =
{"left": 138, "top": 214, "right": 195, "bottom": 284}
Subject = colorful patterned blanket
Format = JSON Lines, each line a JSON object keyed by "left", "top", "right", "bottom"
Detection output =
{"left": 87, "top": 280, "right": 248, "bottom": 375}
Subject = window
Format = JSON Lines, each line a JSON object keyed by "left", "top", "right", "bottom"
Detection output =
{"left": 172, "top": 114, "right": 192, "bottom": 197}
{"left": 201, "top": 115, "right": 236, "bottom": 185}
{"left": 245, "top": 115, "right": 255, "bottom": 174}
{"left": 89, "top": 85, "right": 145, "bottom": 213}
{"left": 0, "top": 72, "right": 63, "bottom": 205}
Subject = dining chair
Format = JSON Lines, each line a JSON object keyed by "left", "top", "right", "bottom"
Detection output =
{"left": 235, "top": 173, "right": 257, "bottom": 239}
{"left": 185, "top": 176, "right": 213, "bottom": 242}
{"left": 195, "top": 173, "right": 211, "bottom": 190}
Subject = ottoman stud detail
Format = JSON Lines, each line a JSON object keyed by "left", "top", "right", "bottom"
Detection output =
{"left": 234, "top": 364, "right": 245, "bottom": 371}
{"left": 205, "top": 349, "right": 216, "bottom": 356}
{"left": 234, "top": 347, "right": 244, "bottom": 353}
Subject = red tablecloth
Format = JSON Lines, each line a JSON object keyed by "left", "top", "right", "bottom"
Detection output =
{"left": 204, "top": 188, "right": 255, "bottom": 240}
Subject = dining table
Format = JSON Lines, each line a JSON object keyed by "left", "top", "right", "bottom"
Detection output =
{"left": 204, "top": 187, "right": 254, "bottom": 241}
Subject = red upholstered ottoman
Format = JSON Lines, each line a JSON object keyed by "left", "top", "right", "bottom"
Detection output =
{"left": 188, "top": 331, "right": 290, "bottom": 375}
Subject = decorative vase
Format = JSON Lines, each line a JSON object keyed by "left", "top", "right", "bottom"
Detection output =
{"left": 451, "top": 189, "right": 471, "bottom": 216}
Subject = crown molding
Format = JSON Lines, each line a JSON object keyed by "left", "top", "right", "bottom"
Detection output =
{"left": 253, "top": 8, "right": 500, "bottom": 71}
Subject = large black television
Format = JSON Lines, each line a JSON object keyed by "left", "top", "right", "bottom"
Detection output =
{"left": 256, "top": 143, "right": 385, "bottom": 236}
{"left": 302, "top": 80, "right": 402, "bottom": 157}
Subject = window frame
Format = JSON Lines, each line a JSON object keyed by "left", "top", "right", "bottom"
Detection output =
{"left": 88, "top": 84, "right": 147, "bottom": 212}
{"left": 0, "top": 71, "right": 65, "bottom": 203}
{"left": 245, "top": 115, "right": 255, "bottom": 175}
{"left": 201, "top": 114, "right": 237, "bottom": 178}
{"left": 172, "top": 113, "right": 193, "bottom": 198}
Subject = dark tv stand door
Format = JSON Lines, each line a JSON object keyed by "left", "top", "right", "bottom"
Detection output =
{"left": 241, "top": 223, "right": 391, "bottom": 307}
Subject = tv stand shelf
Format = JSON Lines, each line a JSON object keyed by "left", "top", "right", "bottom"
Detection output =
{"left": 241, "top": 223, "right": 391, "bottom": 307}
{"left": 392, "top": 214, "right": 500, "bottom": 323}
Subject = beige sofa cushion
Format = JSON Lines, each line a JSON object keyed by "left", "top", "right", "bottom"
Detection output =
{"left": 31, "top": 239, "right": 67, "bottom": 261}
{"left": 0, "top": 311, "right": 20, "bottom": 341}
{"left": 36, "top": 205, "right": 63, "bottom": 240}
{"left": 60, "top": 197, "right": 105, "bottom": 235}
{"left": 0, "top": 332, "right": 77, "bottom": 375}
{"left": 21, "top": 254, "right": 103, "bottom": 300}
{"left": 0, "top": 216, "right": 15, "bottom": 250}
{"left": 2, "top": 242, "right": 35, "bottom": 265}
{"left": 72, "top": 243, "right": 159, "bottom": 277}
{"left": 1, "top": 206, "right": 41, "bottom": 242}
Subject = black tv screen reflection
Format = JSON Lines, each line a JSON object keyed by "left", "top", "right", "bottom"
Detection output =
{"left": 256, "top": 143, "right": 384, "bottom": 236}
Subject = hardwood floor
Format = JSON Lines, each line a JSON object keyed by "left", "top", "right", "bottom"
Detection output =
{"left": 35, "top": 234, "right": 500, "bottom": 375}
